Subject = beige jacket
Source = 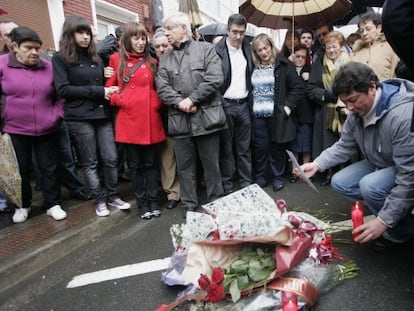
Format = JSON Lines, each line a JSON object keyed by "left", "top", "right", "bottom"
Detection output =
{"left": 351, "top": 33, "right": 399, "bottom": 81}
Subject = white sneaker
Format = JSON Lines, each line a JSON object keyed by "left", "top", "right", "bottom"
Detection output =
{"left": 107, "top": 197, "right": 131, "bottom": 210}
{"left": 13, "top": 207, "right": 30, "bottom": 223}
{"left": 46, "top": 205, "right": 67, "bottom": 221}
{"left": 95, "top": 202, "right": 110, "bottom": 217}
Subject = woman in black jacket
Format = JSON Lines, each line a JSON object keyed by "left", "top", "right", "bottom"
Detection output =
{"left": 250, "top": 33, "right": 302, "bottom": 192}
{"left": 289, "top": 45, "right": 314, "bottom": 183}
{"left": 52, "top": 15, "right": 130, "bottom": 217}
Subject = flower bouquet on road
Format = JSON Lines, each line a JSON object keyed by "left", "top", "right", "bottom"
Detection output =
{"left": 158, "top": 185, "right": 358, "bottom": 311}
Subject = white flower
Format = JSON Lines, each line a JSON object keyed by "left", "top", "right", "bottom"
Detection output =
{"left": 309, "top": 248, "right": 319, "bottom": 261}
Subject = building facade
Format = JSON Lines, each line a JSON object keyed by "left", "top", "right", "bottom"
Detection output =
{"left": 0, "top": 0, "right": 153, "bottom": 51}
{"left": 1, "top": 0, "right": 280, "bottom": 52}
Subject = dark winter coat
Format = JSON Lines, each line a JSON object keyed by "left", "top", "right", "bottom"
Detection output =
{"left": 295, "top": 65, "right": 314, "bottom": 124}
{"left": 155, "top": 39, "right": 225, "bottom": 138}
{"left": 383, "top": 0, "right": 414, "bottom": 73}
{"left": 98, "top": 34, "right": 117, "bottom": 67}
{"left": 52, "top": 52, "right": 109, "bottom": 121}
{"left": 267, "top": 55, "right": 302, "bottom": 144}
{"left": 307, "top": 55, "right": 340, "bottom": 159}
{"left": 215, "top": 37, "right": 254, "bottom": 98}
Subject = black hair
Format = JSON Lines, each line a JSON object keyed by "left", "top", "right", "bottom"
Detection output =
{"left": 294, "top": 44, "right": 309, "bottom": 56}
{"left": 332, "top": 62, "right": 380, "bottom": 97}
{"left": 227, "top": 13, "right": 247, "bottom": 28}
{"left": 300, "top": 29, "right": 314, "bottom": 39}
{"left": 10, "top": 26, "right": 42, "bottom": 45}
{"left": 58, "top": 15, "right": 99, "bottom": 64}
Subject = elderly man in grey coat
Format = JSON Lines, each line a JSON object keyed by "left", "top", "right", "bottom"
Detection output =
{"left": 156, "top": 13, "right": 226, "bottom": 217}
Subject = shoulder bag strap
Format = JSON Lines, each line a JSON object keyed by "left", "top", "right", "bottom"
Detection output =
{"left": 120, "top": 59, "right": 145, "bottom": 92}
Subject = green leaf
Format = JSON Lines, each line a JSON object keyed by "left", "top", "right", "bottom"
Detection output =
{"left": 248, "top": 259, "right": 261, "bottom": 270}
{"left": 223, "top": 275, "right": 236, "bottom": 291}
{"left": 248, "top": 268, "right": 271, "bottom": 282}
{"left": 231, "top": 260, "right": 249, "bottom": 273}
{"left": 261, "top": 256, "right": 276, "bottom": 270}
{"left": 256, "top": 248, "right": 265, "bottom": 256}
{"left": 237, "top": 275, "right": 249, "bottom": 291}
{"left": 229, "top": 279, "right": 241, "bottom": 303}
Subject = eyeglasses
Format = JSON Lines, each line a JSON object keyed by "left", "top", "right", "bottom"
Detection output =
{"left": 295, "top": 55, "right": 307, "bottom": 59}
{"left": 164, "top": 25, "right": 179, "bottom": 31}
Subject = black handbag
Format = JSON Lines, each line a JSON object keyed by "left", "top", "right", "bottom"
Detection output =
{"left": 167, "top": 111, "right": 191, "bottom": 136}
{"left": 200, "top": 102, "right": 227, "bottom": 130}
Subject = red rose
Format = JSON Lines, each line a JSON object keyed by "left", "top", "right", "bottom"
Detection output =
{"left": 198, "top": 273, "right": 211, "bottom": 290}
{"left": 156, "top": 304, "right": 168, "bottom": 311}
{"left": 211, "top": 267, "right": 224, "bottom": 284}
{"left": 213, "top": 229, "right": 220, "bottom": 240}
{"left": 207, "top": 283, "right": 225, "bottom": 303}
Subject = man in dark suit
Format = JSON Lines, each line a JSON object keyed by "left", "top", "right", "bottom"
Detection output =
{"left": 215, "top": 13, "right": 254, "bottom": 194}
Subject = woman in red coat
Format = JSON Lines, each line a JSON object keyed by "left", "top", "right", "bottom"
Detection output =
{"left": 106, "top": 22, "right": 166, "bottom": 220}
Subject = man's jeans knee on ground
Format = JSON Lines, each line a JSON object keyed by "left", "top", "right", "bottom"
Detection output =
{"left": 330, "top": 159, "right": 396, "bottom": 215}
{"left": 330, "top": 160, "right": 414, "bottom": 241}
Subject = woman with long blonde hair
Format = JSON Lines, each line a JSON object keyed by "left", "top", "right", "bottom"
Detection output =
{"left": 250, "top": 33, "right": 302, "bottom": 192}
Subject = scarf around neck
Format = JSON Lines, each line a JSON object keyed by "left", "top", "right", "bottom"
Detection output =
{"left": 322, "top": 51, "right": 350, "bottom": 133}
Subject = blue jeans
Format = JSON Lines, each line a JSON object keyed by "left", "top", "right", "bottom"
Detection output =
{"left": 67, "top": 120, "right": 118, "bottom": 204}
{"left": 0, "top": 192, "right": 7, "bottom": 209}
{"left": 331, "top": 159, "right": 414, "bottom": 241}
{"left": 56, "top": 121, "right": 85, "bottom": 195}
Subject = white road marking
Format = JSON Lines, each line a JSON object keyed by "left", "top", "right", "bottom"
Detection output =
{"left": 67, "top": 215, "right": 375, "bottom": 288}
{"left": 67, "top": 257, "right": 171, "bottom": 288}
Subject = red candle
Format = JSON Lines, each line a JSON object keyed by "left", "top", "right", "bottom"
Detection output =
{"left": 283, "top": 300, "right": 298, "bottom": 311}
{"left": 282, "top": 291, "right": 298, "bottom": 311}
{"left": 351, "top": 201, "right": 364, "bottom": 241}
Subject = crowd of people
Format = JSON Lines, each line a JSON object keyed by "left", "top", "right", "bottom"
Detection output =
{"left": 0, "top": 9, "right": 413, "bottom": 250}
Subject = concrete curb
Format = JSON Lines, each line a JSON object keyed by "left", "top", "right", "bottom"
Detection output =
{"left": 0, "top": 206, "right": 137, "bottom": 294}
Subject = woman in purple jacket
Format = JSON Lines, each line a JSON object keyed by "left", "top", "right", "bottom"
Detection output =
{"left": 0, "top": 27, "right": 66, "bottom": 223}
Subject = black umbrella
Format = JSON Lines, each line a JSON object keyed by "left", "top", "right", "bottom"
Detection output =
{"left": 197, "top": 23, "right": 255, "bottom": 42}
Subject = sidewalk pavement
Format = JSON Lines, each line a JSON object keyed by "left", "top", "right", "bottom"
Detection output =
{"left": 0, "top": 180, "right": 137, "bottom": 293}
